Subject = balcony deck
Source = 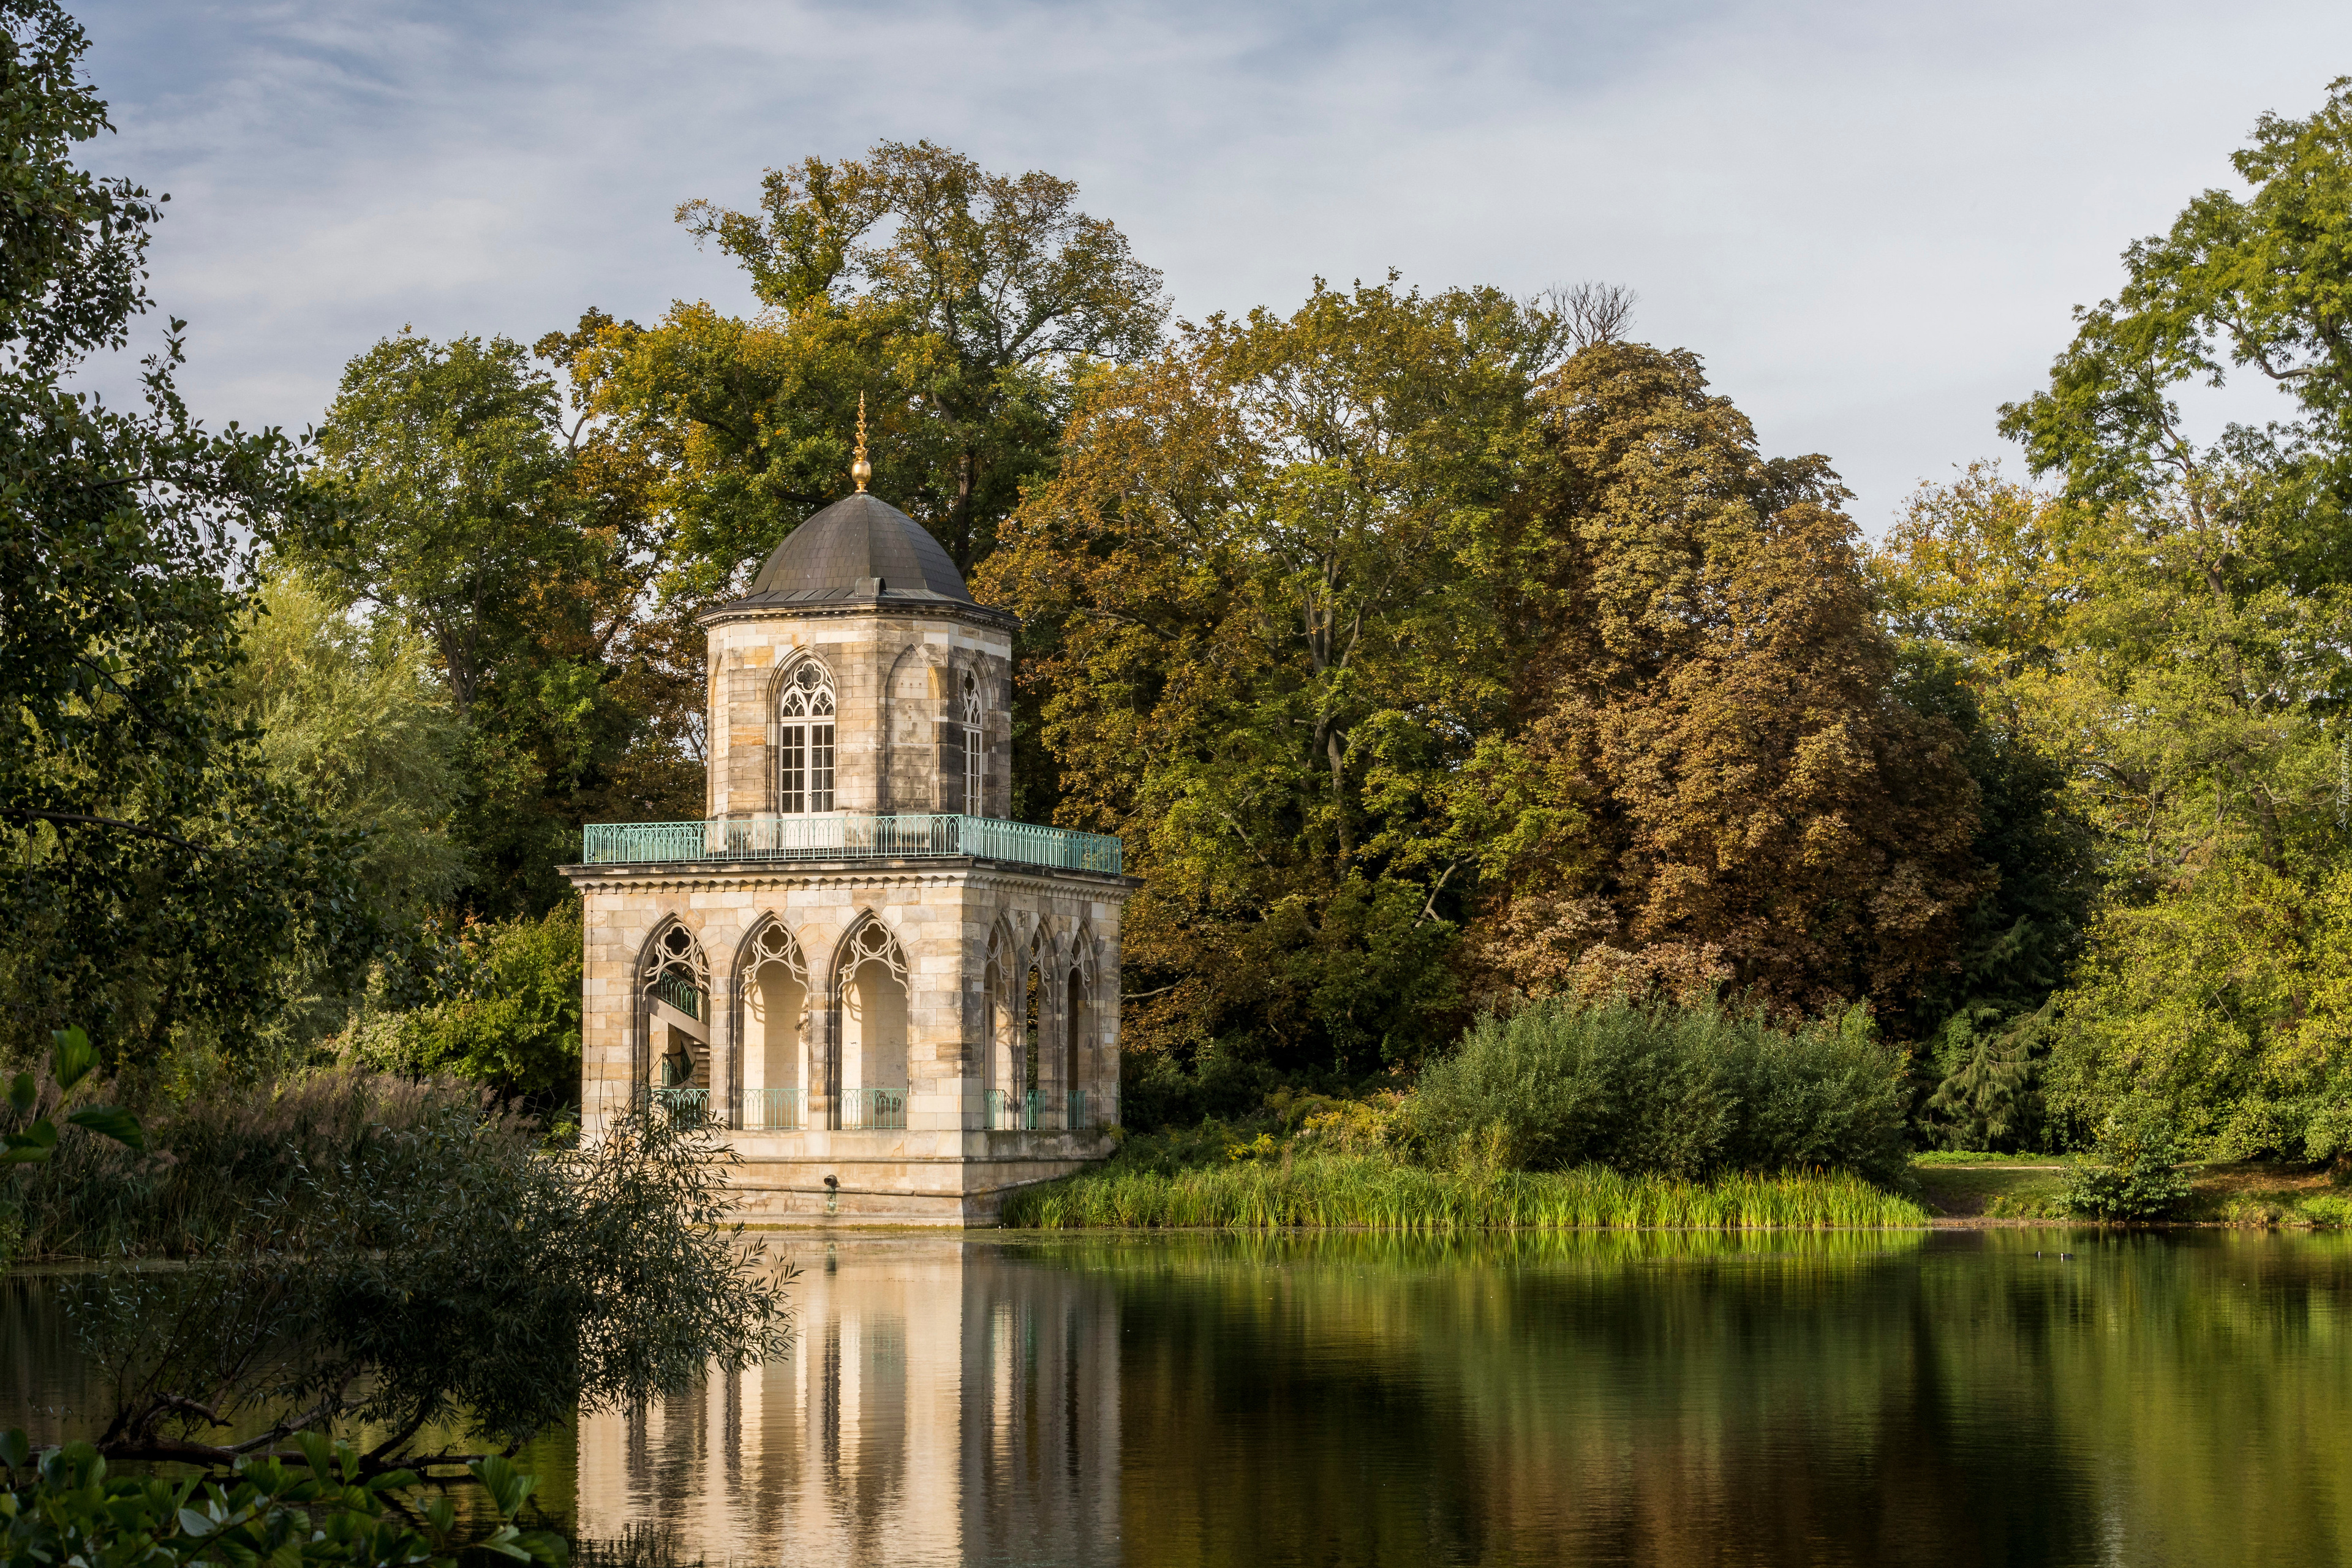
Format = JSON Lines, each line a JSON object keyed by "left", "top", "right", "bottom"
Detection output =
{"left": 579, "top": 815, "right": 1122, "bottom": 876}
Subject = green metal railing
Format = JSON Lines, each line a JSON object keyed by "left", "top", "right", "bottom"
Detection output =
{"left": 648, "top": 1085, "right": 710, "bottom": 1125}
{"left": 580, "top": 815, "right": 1121, "bottom": 876}
{"left": 742, "top": 1087, "right": 806, "bottom": 1131}
{"left": 986, "top": 1089, "right": 1101, "bottom": 1130}
{"left": 654, "top": 976, "right": 702, "bottom": 1021}
{"left": 842, "top": 1087, "right": 908, "bottom": 1131}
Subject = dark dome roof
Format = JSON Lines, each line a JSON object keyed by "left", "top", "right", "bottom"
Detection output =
{"left": 745, "top": 492, "right": 971, "bottom": 604}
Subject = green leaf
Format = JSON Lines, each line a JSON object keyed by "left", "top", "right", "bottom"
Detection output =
{"left": 470, "top": 1453, "right": 531, "bottom": 1517}
{"left": 2, "top": 1124, "right": 59, "bottom": 1163}
{"left": 49, "top": 1027, "right": 97, "bottom": 1093}
{"left": 0, "top": 1429, "right": 32, "bottom": 1474}
{"left": 477, "top": 1526, "right": 533, "bottom": 1561}
{"left": 64, "top": 1105, "right": 144, "bottom": 1151}
{"left": 6, "top": 1074, "right": 32, "bottom": 1117}
{"left": 293, "top": 1431, "right": 333, "bottom": 1480}
{"left": 366, "top": 1468, "right": 421, "bottom": 1493}
{"left": 519, "top": 1528, "right": 571, "bottom": 1566}
{"left": 177, "top": 1506, "right": 218, "bottom": 1537}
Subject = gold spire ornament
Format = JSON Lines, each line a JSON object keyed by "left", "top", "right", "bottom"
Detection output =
{"left": 851, "top": 393, "right": 872, "bottom": 492}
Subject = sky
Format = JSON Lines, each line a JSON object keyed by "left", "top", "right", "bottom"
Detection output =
{"left": 67, "top": 0, "right": 2352, "bottom": 533}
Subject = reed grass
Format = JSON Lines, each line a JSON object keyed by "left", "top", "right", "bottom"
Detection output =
{"left": 5, "top": 1071, "right": 520, "bottom": 1260}
{"left": 1001, "top": 1152, "right": 1928, "bottom": 1231}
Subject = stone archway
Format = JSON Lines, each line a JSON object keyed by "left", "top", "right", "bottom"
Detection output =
{"left": 833, "top": 915, "right": 910, "bottom": 1130}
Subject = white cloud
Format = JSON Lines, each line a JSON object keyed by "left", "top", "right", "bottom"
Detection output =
{"left": 67, "top": 0, "right": 2352, "bottom": 526}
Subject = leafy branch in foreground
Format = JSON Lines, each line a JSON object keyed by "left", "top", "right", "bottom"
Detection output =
{"left": 0, "top": 1025, "right": 144, "bottom": 1266}
{"left": 0, "top": 1429, "right": 564, "bottom": 1568}
{"left": 66, "top": 1104, "right": 791, "bottom": 1475}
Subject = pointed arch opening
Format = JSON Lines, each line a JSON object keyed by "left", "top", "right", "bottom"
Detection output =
{"left": 739, "top": 918, "right": 809, "bottom": 1130}
{"left": 834, "top": 916, "right": 910, "bottom": 1130}
{"left": 1065, "top": 932, "right": 1097, "bottom": 1129}
{"left": 640, "top": 919, "right": 710, "bottom": 1121}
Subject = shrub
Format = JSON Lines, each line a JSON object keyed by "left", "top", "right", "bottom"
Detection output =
{"left": 1406, "top": 997, "right": 1911, "bottom": 1185}
{"left": 67, "top": 1106, "right": 791, "bottom": 1472}
{"left": 361, "top": 902, "right": 584, "bottom": 1105}
{"left": 5, "top": 1071, "right": 499, "bottom": 1260}
{"left": 2060, "top": 1101, "right": 2193, "bottom": 1220}
{"left": 0, "top": 1431, "right": 562, "bottom": 1567}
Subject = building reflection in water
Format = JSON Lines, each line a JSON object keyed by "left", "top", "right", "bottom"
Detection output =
{"left": 576, "top": 1238, "right": 1118, "bottom": 1567}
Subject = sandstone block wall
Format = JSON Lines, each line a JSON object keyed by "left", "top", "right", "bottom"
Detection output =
{"left": 703, "top": 605, "right": 1014, "bottom": 821}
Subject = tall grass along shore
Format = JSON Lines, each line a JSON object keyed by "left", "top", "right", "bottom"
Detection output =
{"left": 1001, "top": 1153, "right": 1926, "bottom": 1231}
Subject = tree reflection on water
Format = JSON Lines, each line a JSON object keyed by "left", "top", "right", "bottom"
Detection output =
{"left": 7, "top": 1229, "right": 2351, "bottom": 1566}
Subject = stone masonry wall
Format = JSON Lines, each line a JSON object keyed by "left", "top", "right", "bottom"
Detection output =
{"left": 571, "top": 862, "right": 1126, "bottom": 1139}
{"left": 703, "top": 607, "right": 1014, "bottom": 820}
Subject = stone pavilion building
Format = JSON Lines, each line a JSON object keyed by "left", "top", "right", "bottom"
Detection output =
{"left": 561, "top": 467, "right": 1134, "bottom": 1224}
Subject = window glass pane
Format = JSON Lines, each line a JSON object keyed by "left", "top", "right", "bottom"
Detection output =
{"left": 965, "top": 724, "right": 982, "bottom": 817}
{"left": 779, "top": 727, "right": 804, "bottom": 815}
{"left": 811, "top": 723, "right": 835, "bottom": 813}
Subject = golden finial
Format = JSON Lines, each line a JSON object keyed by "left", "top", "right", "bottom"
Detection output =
{"left": 851, "top": 393, "right": 872, "bottom": 493}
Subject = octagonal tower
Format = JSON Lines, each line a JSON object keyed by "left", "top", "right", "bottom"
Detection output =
{"left": 562, "top": 480, "right": 1134, "bottom": 1226}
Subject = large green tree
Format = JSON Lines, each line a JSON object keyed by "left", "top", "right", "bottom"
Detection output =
{"left": 0, "top": 0, "right": 371, "bottom": 1076}
{"left": 296, "top": 330, "right": 696, "bottom": 916}
{"left": 1893, "top": 79, "right": 2352, "bottom": 1156}
{"left": 673, "top": 138, "right": 1167, "bottom": 574}
{"left": 980, "top": 279, "right": 1573, "bottom": 1077}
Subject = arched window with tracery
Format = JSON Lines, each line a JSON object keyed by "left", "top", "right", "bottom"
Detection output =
{"left": 640, "top": 921, "right": 710, "bottom": 1115}
{"left": 961, "top": 671, "right": 984, "bottom": 818}
{"left": 777, "top": 660, "right": 835, "bottom": 814}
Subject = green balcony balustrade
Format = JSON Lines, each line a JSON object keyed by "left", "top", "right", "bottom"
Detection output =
{"left": 742, "top": 1088, "right": 807, "bottom": 1131}
{"left": 1067, "top": 1089, "right": 1088, "bottom": 1130}
{"left": 647, "top": 1085, "right": 710, "bottom": 1126}
{"left": 579, "top": 815, "right": 1121, "bottom": 876}
{"left": 842, "top": 1087, "right": 908, "bottom": 1131}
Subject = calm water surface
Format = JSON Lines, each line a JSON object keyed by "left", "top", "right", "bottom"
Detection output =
{"left": 6, "top": 1228, "right": 2350, "bottom": 1567}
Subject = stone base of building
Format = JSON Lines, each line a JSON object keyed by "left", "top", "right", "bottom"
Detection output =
{"left": 722, "top": 1128, "right": 1115, "bottom": 1227}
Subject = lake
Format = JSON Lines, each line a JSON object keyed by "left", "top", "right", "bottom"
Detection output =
{"left": 7, "top": 1228, "right": 2350, "bottom": 1566}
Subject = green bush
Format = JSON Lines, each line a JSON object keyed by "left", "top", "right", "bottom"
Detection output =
{"left": 361, "top": 903, "right": 583, "bottom": 1105}
{"left": 2060, "top": 1101, "right": 2194, "bottom": 1219}
{"left": 0, "top": 1430, "right": 561, "bottom": 1567}
{"left": 1406, "top": 997, "right": 1911, "bottom": 1185}
{"left": 66, "top": 1104, "right": 790, "bottom": 1470}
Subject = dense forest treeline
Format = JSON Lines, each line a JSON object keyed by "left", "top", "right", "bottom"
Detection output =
{"left": 9, "top": 0, "right": 2352, "bottom": 1161}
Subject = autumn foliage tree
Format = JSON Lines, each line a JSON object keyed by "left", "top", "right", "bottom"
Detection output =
{"left": 1468, "top": 344, "right": 1985, "bottom": 1023}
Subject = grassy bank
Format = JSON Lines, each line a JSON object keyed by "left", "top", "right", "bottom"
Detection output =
{"left": 1907, "top": 1156, "right": 2352, "bottom": 1224}
{"left": 1001, "top": 1152, "right": 1927, "bottom": 1231}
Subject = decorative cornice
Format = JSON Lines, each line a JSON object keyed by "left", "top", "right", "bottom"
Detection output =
{"left": 699, "top": 597, "right": 1019, "bottom": 634}
{"left": 559, "top": 855, "right": 1138, "bottom": 896}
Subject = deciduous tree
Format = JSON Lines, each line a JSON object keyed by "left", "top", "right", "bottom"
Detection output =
{"left": 982, "top": 279, "right": 1570, "bottom": 1074}
{"left": 1473, "top": 344, "right": 1985, "bottom": 1023}
{"left": 0, "top": 0, "right": 372, "bottom": 1074}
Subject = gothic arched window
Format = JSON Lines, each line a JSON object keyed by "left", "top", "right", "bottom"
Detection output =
{"left": 778, "top": 661, "right": 835, "bottom": 814}
{"left": 960, "top": 671, "right": 984, "bottom": 819}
